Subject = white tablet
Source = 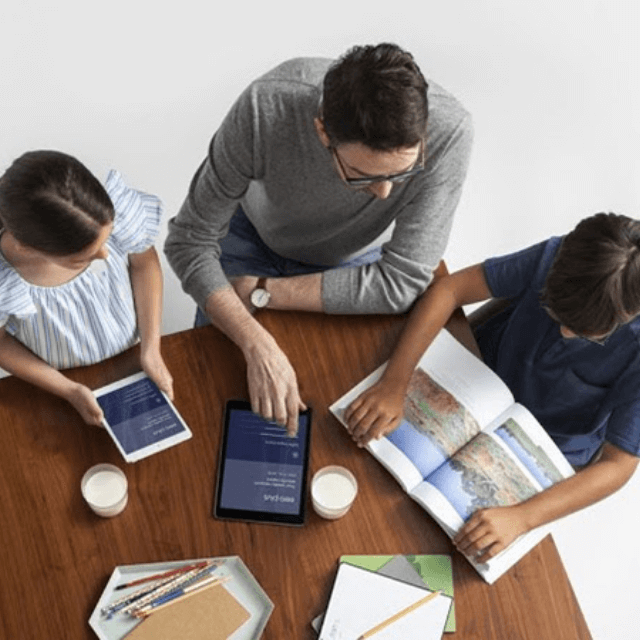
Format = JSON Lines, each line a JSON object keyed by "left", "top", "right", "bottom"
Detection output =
{"left": 94, "top": 372, "right": 192, "bottom": 463}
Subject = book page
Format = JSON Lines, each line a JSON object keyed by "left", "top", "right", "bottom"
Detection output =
{"left": 487, "top": 404, "right": 575, "bottom": 482}
{"left": 411, "top": 405, "right": 574, "bottom": 584}
{"left": 408, "top": 480, "right": 556, "bottom": 584}
{"left": 417, "top": 329, "right": 514, "bottom": 428}
{"left": 413, "top": 404, "right": 574, "bottom": 527}
{"left": 330, "top": 330, "right": 516, "bottom": 489}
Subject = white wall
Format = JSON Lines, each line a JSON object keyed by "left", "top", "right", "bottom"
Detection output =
{"left": 2, "top": 2, "right": 639, "bottom": 639}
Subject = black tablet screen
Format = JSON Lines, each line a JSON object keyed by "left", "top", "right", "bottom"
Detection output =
{"left": 215, "top": 401, "right": 311, "bottom": 525}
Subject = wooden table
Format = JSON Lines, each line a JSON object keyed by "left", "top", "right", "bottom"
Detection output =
{"left": 0, "top": 309, "right": 591, "bottom": 640}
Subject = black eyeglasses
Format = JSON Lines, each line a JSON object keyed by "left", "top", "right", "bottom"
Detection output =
{"left": 543, "top": 305, "right": 617, "bottom": 346}
{"left": 330, "top": 140, "right": 425, "bottom": 190}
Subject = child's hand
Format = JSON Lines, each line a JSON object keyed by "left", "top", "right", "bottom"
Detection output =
{"left": 66, "top": 383, "right": 105, "bottom": 427}
{"left": 140, "top": 348, "right": 174, "bottom": 400}
{"left": 453, "top": 505, "right": 529, "bottom": 563}
{"left": 344, "top": 381, "right": 405, "bottom": 447}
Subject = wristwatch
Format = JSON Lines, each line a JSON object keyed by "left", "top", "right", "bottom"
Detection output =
{"left": 250, "top": 277, "right": 271, "bottom": 310}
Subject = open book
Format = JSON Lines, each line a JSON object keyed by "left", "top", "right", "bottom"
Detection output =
{"left": 330, "top": 330, "right": 575, "bottom": 584}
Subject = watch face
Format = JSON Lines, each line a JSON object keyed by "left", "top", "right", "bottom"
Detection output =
{"left": 251, "top": 288, "right": 270, "bottom": 308}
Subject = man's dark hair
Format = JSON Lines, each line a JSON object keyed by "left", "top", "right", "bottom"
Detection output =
{"left": 0, "top": 150, "right": 114, "bottom": 255}
{"left": 542, "top": 212, "right": 640, "bottom": 336}
{"left": 321, "top": 43, "right": 428, "bottom": 150}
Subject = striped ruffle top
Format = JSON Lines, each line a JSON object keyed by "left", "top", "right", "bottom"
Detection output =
{"left": 0, "top": 170, "right": 161, "bottom": 369}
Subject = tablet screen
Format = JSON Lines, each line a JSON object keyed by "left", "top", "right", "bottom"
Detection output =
{"left": 95, "top": 372, "right": 192, "bottom": 463}
{"left": 214, "top": 400, "right": 312, "bottom": 525}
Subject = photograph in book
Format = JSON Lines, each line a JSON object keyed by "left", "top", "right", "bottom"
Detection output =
{"left": 494, "top": 419, "right": 565, "bottom": 488}
{"left": 426, "top": 432, "right": 539, "bottom": 520}
{"left": 329, "top": 329, "right": 575, "bottom": 583}
{"left": 387, "top": 367, "right": 483, "bottom": 478}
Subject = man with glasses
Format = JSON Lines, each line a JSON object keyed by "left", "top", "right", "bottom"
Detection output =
{"left": 165, "top": 43, "right": 473, "bottom": 434}
{"left": 344, "top": 212, "right": 640, "bottom": 563}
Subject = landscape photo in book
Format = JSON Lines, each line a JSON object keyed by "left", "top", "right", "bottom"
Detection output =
{"left": 387, "top": 368, "right": 482, "bottom": 478}
{"left": 426, "top": 432, "right": 539, "bottom": 520}
{"left": 330, "top": 329, "right": 575, "bottom": 583}
{"left": 386, "top": 369, "right": 567, "bottom": 522}
{"left": 494, "top": 419, "right": 564, "bottom": 488}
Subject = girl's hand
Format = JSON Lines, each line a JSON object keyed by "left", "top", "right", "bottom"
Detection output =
{"left": 453, "top": 505, "right": 529, "bottom": 563}
{"left": 140, "top": 347, "right": 174, "bottom": 400}
{"left": 66, "top": 383, "right": 105, "bottom": 427}
{"left": 344, "top": 380, "right": 405, "bottom": 447}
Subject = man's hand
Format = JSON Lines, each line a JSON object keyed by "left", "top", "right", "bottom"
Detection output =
{"left": 244, "top": 332, "right": 306, "bottom": 436}
{"left": 65, "top": 383, "right": 105, "bottom": 427}
{"left": 453, "top": 505, "right": 529, "bottom": 563}
{"left": 344, "top": 380, "right": 405, "bottom": 447}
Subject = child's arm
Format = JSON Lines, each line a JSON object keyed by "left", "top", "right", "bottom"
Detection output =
{"left": 129, "top": 247, "right": 174, "bottom": 399}
{"left": 345, "top": 264, "right": 492, "bottom": 446}
{"left": 0, "top": 328, "right": 104, "bottom": 425}
{"left": 454, "top": 442, "right": 639, "bottom": 563}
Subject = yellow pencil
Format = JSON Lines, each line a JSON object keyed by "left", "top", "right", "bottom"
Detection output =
{"left": 357, "top": 590, "right": 442, "bottom": 639}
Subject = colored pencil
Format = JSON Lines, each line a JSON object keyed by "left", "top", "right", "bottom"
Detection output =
{"left": 121, "top": 564, "right": 216, "bottom": 615}
{"left": 114, "top": 561, "right": 209, "bottom": 590}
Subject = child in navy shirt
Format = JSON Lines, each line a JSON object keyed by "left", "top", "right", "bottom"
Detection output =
{"left": 345, "top": 212, "right": 640, "bottom": 563}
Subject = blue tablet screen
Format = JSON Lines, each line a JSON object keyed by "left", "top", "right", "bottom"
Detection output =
{"left": 97, "top": 377, "right": 186, "bottom": 455}
{"left": 218, "top": 408, "right": 310, "bottom": 515}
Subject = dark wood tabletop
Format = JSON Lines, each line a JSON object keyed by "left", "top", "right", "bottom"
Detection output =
{"left": 0, "top": 306, "right": 591, "bottom": 640}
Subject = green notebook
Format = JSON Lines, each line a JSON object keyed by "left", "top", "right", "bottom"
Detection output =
{"left": 340, "top": 555, "right": 455, "bottom": 633}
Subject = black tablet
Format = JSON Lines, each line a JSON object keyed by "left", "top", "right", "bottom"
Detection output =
{"left": 213, "top": 400, "right": 312, "bottom": 526}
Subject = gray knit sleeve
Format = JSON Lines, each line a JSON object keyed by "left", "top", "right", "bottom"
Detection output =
{"left": 322, "top": 113, "right": 474, "bottom": 314}
{"left": 164, "top": 86, "right": 259, "bottom": 310}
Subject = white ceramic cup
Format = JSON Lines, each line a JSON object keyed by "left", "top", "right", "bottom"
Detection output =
{"left": 311, "top": 465, "right": 358, "bottom": 520}
{"left": 81, "top": 464, "right": 128, "bottom": 517}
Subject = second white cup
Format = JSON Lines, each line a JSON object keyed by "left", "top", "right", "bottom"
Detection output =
{"left": 311, "top": 465, "right": 358, "bottom": 520}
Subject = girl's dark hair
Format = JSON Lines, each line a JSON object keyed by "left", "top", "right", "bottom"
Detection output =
{"left": 0, "top": 150, "right": 114, "bottom": 255}
{"left": 542, "top": 212, "right": 640, "bottom": 336}
{"left": 321, "top": 43, "right": 429, "bottom": 150}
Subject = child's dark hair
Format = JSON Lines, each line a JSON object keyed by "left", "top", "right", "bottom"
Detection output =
{"left": 542, "top": 212, "right": 640, "bottom": 336}
{"left": 0, "top": 150, "right": 114, "bottom": 255}
{"left": 321, "top": 43, "right": 429, "bottom": 151}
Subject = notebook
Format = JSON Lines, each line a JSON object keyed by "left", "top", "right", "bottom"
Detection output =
{"left": 341, "top": 555, "right": 455, "bottom": 632}
{"left": 318, "top": 563, "right": 452, "bottom": 640}
{"left": 123, "top": 583, "right": 249, "bottom": 640}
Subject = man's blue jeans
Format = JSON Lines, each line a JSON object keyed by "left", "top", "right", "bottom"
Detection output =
{"left": 195, "top": 206, "right": 381, "bottom": 326}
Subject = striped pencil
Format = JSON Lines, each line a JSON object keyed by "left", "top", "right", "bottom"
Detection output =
{"left": 114, "top": 561, "right": 209, "bottom": 590}
{"left": 121, "top": 563, "right": 217, "bottom": 615}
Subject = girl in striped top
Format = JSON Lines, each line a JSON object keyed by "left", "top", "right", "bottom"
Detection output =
{"left": 0, "top": 150, "right": 173, "bottom": 425}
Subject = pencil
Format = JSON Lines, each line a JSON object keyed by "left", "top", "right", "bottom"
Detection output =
{"left": 134, "top": 576, "right": 232, "bottom": 618}
{"left": 357, "top": 590, "right": 442, "bottom": 639}
{"left": 121, "top": 565, "right": 216, "bottom": 615}
{"left": 114, "top": 561, "right": 210, "bottom": 590}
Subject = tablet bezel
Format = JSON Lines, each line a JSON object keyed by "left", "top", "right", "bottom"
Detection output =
{"left": 94, "top": 372, "right": 192, "bottom": 463}
{"left": 213, "top": 399, "right": 312, "bottom": 526}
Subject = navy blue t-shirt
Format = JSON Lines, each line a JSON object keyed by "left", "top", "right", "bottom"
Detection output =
{"left": 477, "top": 237, "right": 640, "bottom": 466}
